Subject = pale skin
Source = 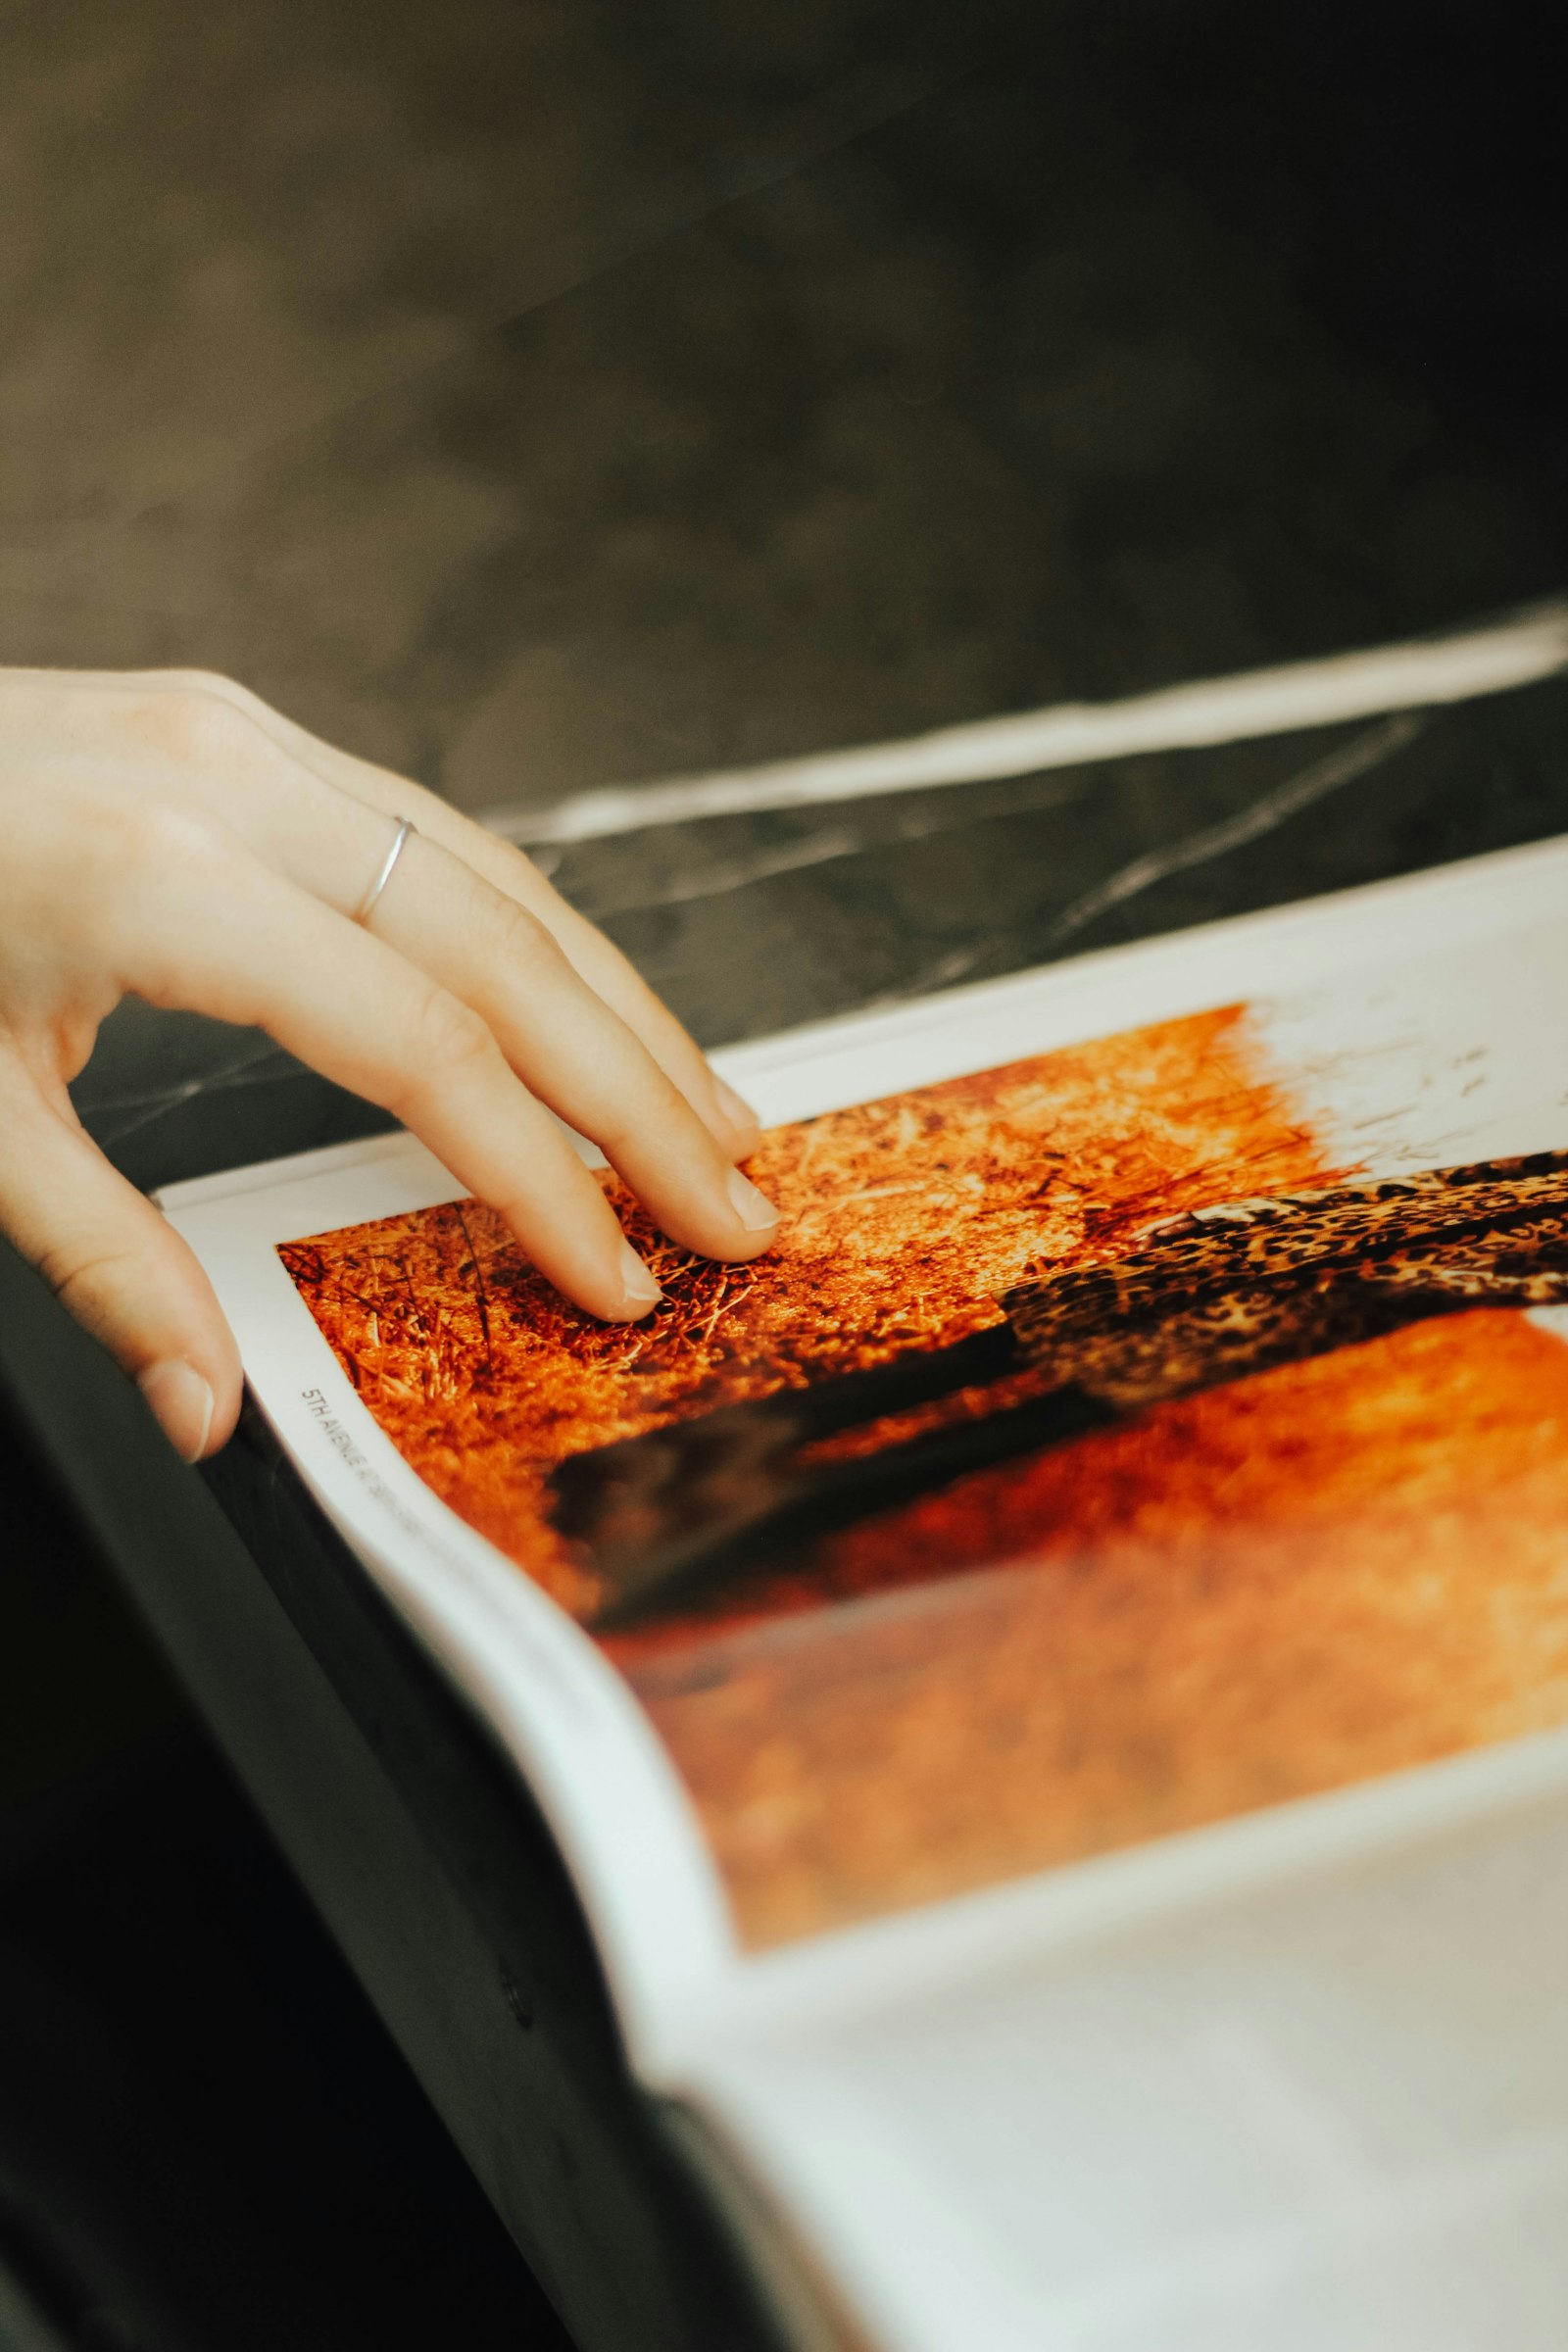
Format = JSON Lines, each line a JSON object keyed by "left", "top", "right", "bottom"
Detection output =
{"left": 0, "top": 666, "right": 778, "bottom": 1464}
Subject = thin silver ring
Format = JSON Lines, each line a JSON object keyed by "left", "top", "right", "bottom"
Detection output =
{"left": 354, "top": 816, "right": 415, "bottom": 925}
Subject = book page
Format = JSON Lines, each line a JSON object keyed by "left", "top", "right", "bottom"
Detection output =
{"left": 163, "top": 835, "right": 1568, "bottom": 2072}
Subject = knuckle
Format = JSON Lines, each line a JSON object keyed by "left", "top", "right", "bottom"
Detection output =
{"left": 596, "top": 1063, "right": 686, "bottom": 1162}
{"left": 147, "top": 665, "right": 257, "bottom": 713}
{"left": 481, "top": 888, "right": 560, "bottom": 973}
{"left": 401, "top": 986, "right": 496, "bottom": 1094}
{"left": 38, "top": 1238, "right": 138, "bottom": 1331}
{"left": 75, "top": 797, "right": 222, "bottom": 917}
{"left": 122, "top": 796, "right": 226, "bottom": 876}
{"left": 135, "top": 672, "right": 264, "bottom": 765}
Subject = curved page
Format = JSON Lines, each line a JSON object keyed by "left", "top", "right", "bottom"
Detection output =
{"left": 162, "top": 834, "right": 1568, "bottom": 2077}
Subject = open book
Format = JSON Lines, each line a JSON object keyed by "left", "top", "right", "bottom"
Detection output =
{"left": 160, "top": 834, "right": 1568, "bottom": 2351}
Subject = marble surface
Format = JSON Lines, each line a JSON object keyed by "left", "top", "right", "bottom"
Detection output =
{"left": 3, "top": 0, "right": 1562, "bottom": 1181}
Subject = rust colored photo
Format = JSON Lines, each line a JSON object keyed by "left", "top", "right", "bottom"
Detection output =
{"left": 280, "top": 1005, "right": 1568, "bottom": 1946}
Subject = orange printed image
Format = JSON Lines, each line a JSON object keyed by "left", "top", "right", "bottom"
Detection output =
{"left": 278, "top": 1005, "right": 1568, "bottom": 1947}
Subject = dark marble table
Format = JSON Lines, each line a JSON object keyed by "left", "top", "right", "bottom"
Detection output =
{"left": 4, "top": 1, "right": 1566, "bottom": 2344}
{"left": 49, "top": 0, "right": 1568, "bottom": 1189}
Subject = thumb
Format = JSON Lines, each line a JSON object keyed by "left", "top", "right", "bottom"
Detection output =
{"left": 0, "top": 1060, "right": 242, "bottom": 1460}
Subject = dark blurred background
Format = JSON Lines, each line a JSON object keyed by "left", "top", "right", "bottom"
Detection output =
{"left": 3, "top": 1, "right": 1566, "bottom": 2343}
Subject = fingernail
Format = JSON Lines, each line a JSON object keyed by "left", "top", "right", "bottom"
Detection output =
{"left": 138, "top": 1358, "right": 215, "bottom": 1463}
{"left": 727, "top": 1166, "right": 779, "bottom": 1233}
{"left": 617, "top": 1241, "right": 662, "bottom": 1309}
{"left": 712, "top": 1076, "right": 759, "bottom": 1133}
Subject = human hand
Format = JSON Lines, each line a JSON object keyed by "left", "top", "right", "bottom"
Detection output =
{"left": 0, "top": 667, "right": 775, "bottom": 1461}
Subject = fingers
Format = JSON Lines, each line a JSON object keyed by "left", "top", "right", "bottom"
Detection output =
{"left": 338, "top": 826, "right": 778, "bottom": 1264}
{"left": 435, "top": 827, "right": 764, "bottom": 1156}
{"left": 0, "top": 1057, "right": 241, "bottom": 1460}
{"left": 75, "top": 668, "right": 761, "bottom": 1153}
{"left": 187, "top": 683, "right": 763, "bottom": 1156}
{"left": 113, "top": 823, "right": 677, "bottom": 1321}
{"left": 497, "top": 875, "right": 764, "bottom": 1159}
{"left": 357, "top": 781, "right": 763, "bottom": 1155}
{"left": 126, "top": 710, "right": 779, "bottom": 1266}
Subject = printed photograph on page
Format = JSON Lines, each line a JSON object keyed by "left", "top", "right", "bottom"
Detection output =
{"left": 272, "top": 921, "right": 1568, "bottom": 1950}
